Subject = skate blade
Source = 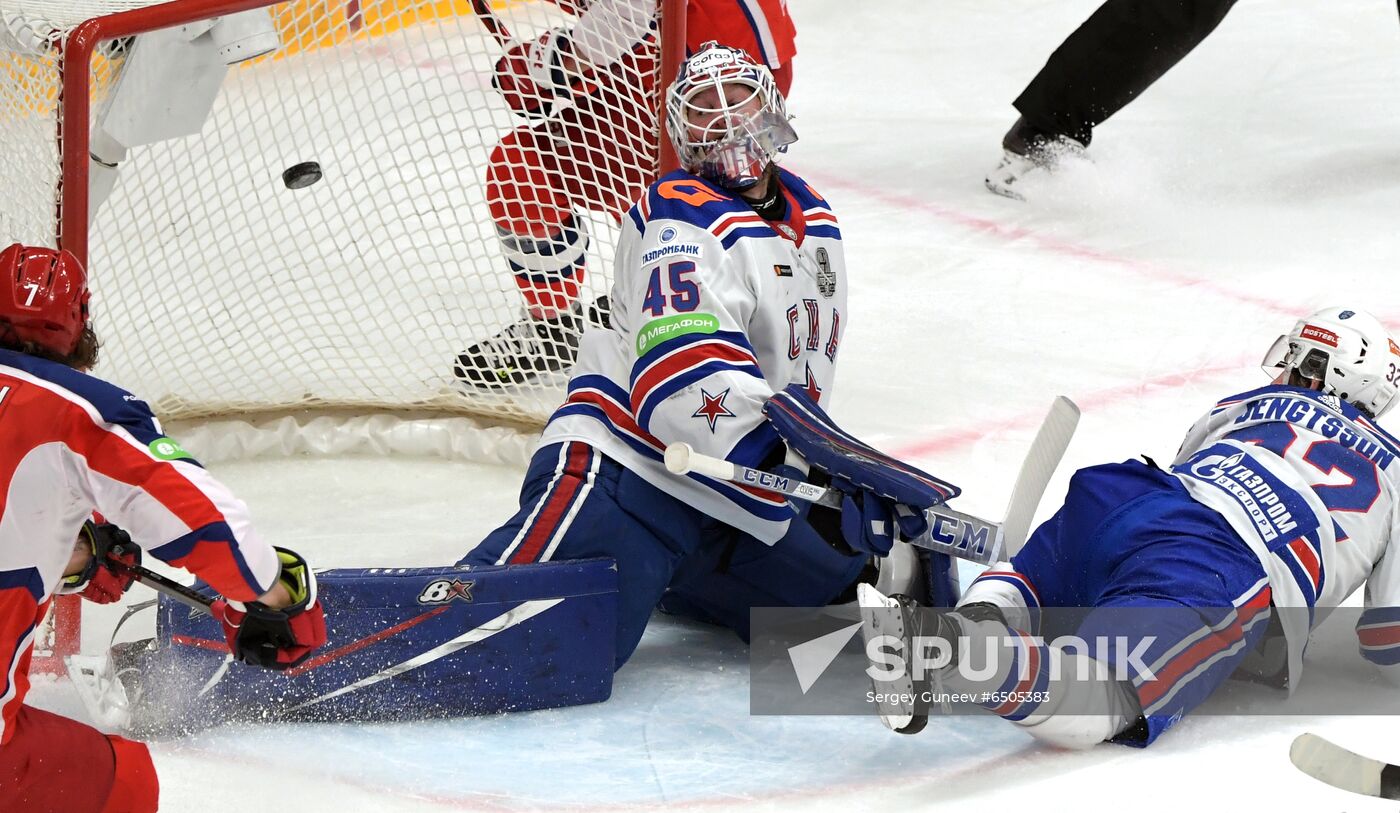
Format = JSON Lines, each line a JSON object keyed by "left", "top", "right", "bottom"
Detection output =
{"left": 66, "top": 653, "right": 133, "bottom": 730}
{"left": 857, "top": 583, "right": 928, "bottom": 735}
{"left": 984, "top": 176, "right": 1027, "bottom": 201}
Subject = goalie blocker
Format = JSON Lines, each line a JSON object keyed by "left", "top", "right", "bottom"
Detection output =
{"left": 76, "top": 559, "right": 618, "bottom": 734}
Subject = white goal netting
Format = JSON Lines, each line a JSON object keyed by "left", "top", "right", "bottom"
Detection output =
{"left": 1, "top": 0, "right": 673, "bottom": 426}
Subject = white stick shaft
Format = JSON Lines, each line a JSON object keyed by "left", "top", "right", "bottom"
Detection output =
{"left": 1002, "top": 396, "right": 1080, "bottom": 555}
{"left": 662, "top": 443, "right": 1004, "bottom": 566}
{"left": 664, "top": 442, "right": 736, "bottom": 481}
{"left": 665, "top": 442, "right": 835, "bottom": 503}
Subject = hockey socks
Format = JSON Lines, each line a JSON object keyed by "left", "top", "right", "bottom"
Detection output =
{"left": 860, "top": 585, "right": 1139, "bottom": 748}
{"left": 935, "top": 603, "right": 1140, "bottom": 749}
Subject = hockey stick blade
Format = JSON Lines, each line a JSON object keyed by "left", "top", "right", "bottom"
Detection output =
{"left": 1290, "top": 733, "right": 1400, "bottom": 800}
{"left": 1002, "top": 396, "right": 1080, "bottom": 556}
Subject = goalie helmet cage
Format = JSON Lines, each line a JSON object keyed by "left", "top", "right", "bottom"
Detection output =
{"left": 6, "top": 0, "right": 685, "bottom": 673}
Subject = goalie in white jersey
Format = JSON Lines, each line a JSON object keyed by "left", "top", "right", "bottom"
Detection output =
{"left": 867, "top": 306, "right": 1400, "bottom": 747}
{"left": 459, "top": 43, "right": 902, "bottom": 668}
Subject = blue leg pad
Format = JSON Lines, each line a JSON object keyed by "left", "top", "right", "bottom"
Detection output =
{"left": 146, "top": 558, "right": 617, "bottom": 725}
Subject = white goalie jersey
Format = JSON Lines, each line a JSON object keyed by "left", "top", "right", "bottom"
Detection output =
{"left": 1171, "top": 384, "right": 1400, "bottom": 686}
{"left": 541, "top": 167, "right": 845, "bottom": 543}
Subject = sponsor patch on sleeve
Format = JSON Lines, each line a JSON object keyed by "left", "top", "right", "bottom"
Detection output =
{"left": 148, "top": 437, "right": 194, "bottom": 461}
{"left": 637, "top": 313, "right": 720, "bottom": 356}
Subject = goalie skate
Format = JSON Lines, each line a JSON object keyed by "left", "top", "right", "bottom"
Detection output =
{"left": 858, "top": 583, "right": 933, "bottom": 735}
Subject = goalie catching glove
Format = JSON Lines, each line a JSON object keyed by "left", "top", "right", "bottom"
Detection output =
{"left": 60, "top": 520, "right": 140, "bottom": 604}
{"left": 493, "top": 28, "right": 599, "bottom": 119}
{"left": 211, "top": 547, "right": 327, "bottom": 670}
{"left": 765, "top": 385, "right": 959, "bottom": 556}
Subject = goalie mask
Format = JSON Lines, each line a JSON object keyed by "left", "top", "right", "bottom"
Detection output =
{"left": 1261, "top": 306, "right": 1400, "bottom": 419}
{"left": 665, "top": 42, "right": 797, "bottom": 190}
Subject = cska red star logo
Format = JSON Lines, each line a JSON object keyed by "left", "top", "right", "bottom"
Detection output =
{"left": 692, "top": 387, "right": 736, "bottom": 432}
{"left": 801, "top": 363, "right": 823, "bottom": 403}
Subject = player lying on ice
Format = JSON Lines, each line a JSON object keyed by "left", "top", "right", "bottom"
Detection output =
{"left": 458, "top": 42, "right": 954, "bottom": 668}
{"left": 863, "top": 306, "right": 1400, "bottom": 748}
{"left": 0, "top": 244, "right": 327, "bottom": 813}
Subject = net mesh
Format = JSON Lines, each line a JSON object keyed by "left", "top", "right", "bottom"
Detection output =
{"left": 1, "top": 0, "right": 667, "bottom": 425}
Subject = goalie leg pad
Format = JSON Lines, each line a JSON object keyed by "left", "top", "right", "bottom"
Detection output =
{"left": 139, "top": 558, "right": 618, "bottom": 729}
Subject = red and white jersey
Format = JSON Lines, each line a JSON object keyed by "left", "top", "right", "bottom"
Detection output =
{"left": 1170, "top": 384, "right": 1400, "bottom": 686}
{"left": 688, "top": 0, "right": 796, "bottom": 70}
{"left": 542, "top": 166, "right": 844, "bottom": 543}
{"left": 564, "top": 0, "right": 797, "bottom": 71}
{"left": 0, "top": 349, "right": 281, "bottom": 745}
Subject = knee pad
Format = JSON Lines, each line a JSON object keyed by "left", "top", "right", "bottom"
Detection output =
{"left": 497, "top": 216, "right": 589, "bottom": 317}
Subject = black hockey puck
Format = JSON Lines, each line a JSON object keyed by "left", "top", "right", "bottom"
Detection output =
{"left": 282, "top": 161, "right": 323, "bottom": 189}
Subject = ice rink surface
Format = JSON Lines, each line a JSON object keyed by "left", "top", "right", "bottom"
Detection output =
{"left": 29, "top": 0, "right": 1400, "bottom": 809}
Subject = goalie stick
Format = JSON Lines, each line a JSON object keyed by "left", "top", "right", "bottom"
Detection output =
{"left": 1290, "top": 732, "right": 1400, "bottom": 800}
{"left": 664, "top": 396, "right": 1080, "bottom": 567}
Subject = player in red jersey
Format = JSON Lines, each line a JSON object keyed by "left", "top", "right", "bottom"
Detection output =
{"left": 0, "top": 244, "right": 327, "bottom": 813}
{"left": 454, "top": 0, "right": 797, "bottom": 388}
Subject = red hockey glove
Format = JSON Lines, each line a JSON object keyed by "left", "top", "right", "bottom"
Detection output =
{"left": 493, "top": 28, "right": 595, "bottom": 119}
{"left": 211, "top": 547, "right": 327, "bottom": 670}
{"left": 62, "top": 521, "right": 141, "bottom": 604}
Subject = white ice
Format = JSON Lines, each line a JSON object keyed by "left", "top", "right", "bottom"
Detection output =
{"left": 28, "top": 0, "right": 1400, "bottom": 809}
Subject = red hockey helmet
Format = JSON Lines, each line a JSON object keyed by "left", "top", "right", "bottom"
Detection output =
{"left": 0, "top": 243, "right": 91, "bottom": 357}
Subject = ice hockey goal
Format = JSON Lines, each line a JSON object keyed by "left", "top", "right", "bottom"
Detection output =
{"left": 3, "top": 0, "right": 683, "bottom": 670}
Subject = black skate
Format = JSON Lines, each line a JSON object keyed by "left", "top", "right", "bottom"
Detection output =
{"left": 858, "top": 584, "right": 946, "bottom": 735}
{"left": 985, "top": 116, "right": 1088, "bottom": 201}
{"left": 454, "top": 296, "right": 610, "bottom": 388}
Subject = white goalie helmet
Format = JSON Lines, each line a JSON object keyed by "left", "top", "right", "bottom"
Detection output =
{"left": 1261, "top": 306, "right": 1400, "bottom": 418}
{"left": 665, "top": 41, "right": 797, "bottom": 190}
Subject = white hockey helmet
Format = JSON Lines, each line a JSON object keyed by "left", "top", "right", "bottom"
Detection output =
{"left": 1261, "top": 306, "right": 1400, "bottom": 418}
{"left": 665, "top": 42, "right": 797, "bottom": 190}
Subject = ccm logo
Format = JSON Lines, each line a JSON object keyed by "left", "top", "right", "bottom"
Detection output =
{"left": 1300, "top": 324, "right": 1339, "bottom": 347}
{"left": 417, "top": 578, "right": 475, "bottom": 604}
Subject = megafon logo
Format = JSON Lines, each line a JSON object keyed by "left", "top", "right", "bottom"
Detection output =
{"left": 1300, "top": 324, "right": 1339, "bottom": 347}
{"left": 787, "top": 621, "right": 863, "bottom": 694}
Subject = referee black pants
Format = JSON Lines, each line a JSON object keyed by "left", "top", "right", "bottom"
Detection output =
{"left": 1013, "top": 0, "right": 1239, "bottom": 145}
